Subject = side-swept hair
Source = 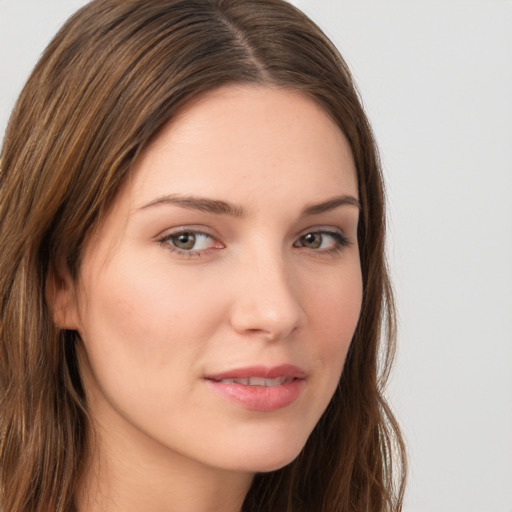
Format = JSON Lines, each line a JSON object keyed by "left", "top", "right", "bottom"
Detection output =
{"left": 0, "top": 1, "right": 406, "bottom": 510}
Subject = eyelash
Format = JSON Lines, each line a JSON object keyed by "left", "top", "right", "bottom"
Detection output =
{"left": 158, "top": 228, "right": 351, "bottom": 258}
{"left": 293, "top": 230, "right": 351, "bottom": 254}
{"left": 158, "top": 229, "right": 222, "bottom": 258}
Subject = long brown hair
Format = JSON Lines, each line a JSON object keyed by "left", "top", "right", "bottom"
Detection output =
{"left": 0, "top": 1, "right": 406, "bottom": 510}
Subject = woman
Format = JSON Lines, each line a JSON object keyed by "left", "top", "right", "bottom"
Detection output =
{"left": 0, "top": 1, "right": 406, "bottom": 511}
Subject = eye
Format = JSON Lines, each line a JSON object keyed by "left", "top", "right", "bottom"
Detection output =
{"left": 159, "top": 229, "right": 223, "bottom": 255}
{"left": 294, "top": 230, "right": 350, "bottom": 252}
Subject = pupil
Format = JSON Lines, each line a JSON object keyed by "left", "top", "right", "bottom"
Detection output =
{"left": 176, "top": 233, "right": 195, "bottom": 250}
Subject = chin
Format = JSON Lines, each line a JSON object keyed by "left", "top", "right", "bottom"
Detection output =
{"left": 220, "top": 432, "right": 308, "bottom": 474}
{"left": 249, "top": 453, "right": 301, "bottom": 473}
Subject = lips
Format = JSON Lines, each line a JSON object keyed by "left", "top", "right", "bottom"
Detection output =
{"left": 215, "top": 376, "right": 291, "bottom": 386}
{"left": 205, "top": 364, "right": 306, "bottom": 411}
{"left": 206, "top": 364, "right": 307, "bottom": 381}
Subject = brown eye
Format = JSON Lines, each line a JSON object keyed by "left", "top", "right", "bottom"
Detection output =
{"left": 294, "top": 230, "right": 349, "bottom": 252}
{"left": 300, "top": 232, "right": 322, "bottom": 249}
{"left": 161, "top": 230, "right": 221, "bottom": 255}
{"left": 171, "top": 232, "right": 196, "bottom": 250}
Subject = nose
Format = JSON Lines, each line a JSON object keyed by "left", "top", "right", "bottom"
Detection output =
{"left": 229, "top": 252, "right": 306, "bottom": 341}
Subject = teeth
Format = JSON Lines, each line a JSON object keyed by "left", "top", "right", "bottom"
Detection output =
{"left": 219, "top": 377, "right": 289, "bottom": 386}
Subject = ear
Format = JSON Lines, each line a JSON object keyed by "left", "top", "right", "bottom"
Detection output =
{"left": 45, "top": 258, "right": 81, "bottom": 330}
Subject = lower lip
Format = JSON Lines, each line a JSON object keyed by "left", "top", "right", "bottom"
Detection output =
{"left": 206, "top": 378, "right": 305, "bottom": 411}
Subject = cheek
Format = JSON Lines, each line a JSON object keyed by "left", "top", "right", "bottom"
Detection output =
{"left": 306, "top": 263, "right": 363, "bottom": 372}
{"left": 77, "top": 255, "right": 226, "bottom": 373}
{"left": 75, "top": 259, "right": 224, "bottom": 429}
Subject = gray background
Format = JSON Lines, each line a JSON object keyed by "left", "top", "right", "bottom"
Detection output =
{"left": 1, "top": 1, "right": 511, "bottom": 511}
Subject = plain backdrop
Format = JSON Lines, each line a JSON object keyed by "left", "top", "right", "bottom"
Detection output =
{"left": 1, "top": 2, "right": 511, "bottom": 512}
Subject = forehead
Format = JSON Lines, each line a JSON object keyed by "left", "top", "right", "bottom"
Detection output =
{"left": 128, "top": 84, "right": 357, "bottom": 209}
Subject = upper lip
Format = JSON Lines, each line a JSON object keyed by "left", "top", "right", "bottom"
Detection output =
{"left": 205, "top": 364, "right": 307, "bottom": 381}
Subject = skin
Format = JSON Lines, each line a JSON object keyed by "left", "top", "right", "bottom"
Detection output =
{"left": 52, "top": 84, "right": 363, "bottom": 512}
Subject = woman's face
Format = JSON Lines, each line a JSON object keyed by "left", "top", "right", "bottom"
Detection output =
{"left": 60, "top": 85, "right": 362, "bottom": 476}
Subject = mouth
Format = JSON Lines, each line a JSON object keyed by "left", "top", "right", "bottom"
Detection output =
{"left": 212, "top": 376, "right": 294, "bottom": 386}
{"left": 205, "top": 364, "right": 307, "bottom": 382}
{"left": 204, "top": 365, "right": 306, "bottom": 411}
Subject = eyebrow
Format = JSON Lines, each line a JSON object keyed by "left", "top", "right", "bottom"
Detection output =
{"left": 138, "top": 193, "right": 360, "bottom": 217}
{"left": 300, "top": 195, "right": 361, "bottom": 216}
{"left": 139, "top": 194, "right": 246, "bottom": 217}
